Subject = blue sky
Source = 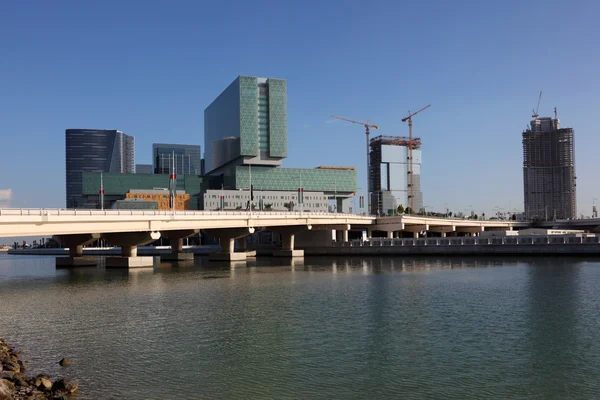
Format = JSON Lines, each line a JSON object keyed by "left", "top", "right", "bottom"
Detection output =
{"left": 1, "top": 0, "right": 599, "bottom": 218}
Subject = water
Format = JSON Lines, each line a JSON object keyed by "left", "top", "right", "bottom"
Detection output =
{"left": 2, "top": 253, "right": 600, "bottom": 399}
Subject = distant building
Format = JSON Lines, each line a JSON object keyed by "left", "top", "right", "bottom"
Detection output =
{"left": 126, "top": 189, "right": 190, "bottom": 210}
{"left": 204, "top": 189, "right": 329, "bottom": 212}
{"left": 135, "top": 164, "right": 153, "bottom": 174}
{"left": 202, "top": 76, "right": 357, "bottom": 212}
{"left": 204, "top": 76, "right": 287, "bottom": 175}
{"left": 153, "top": 143, "right": 201, "bottom": 175}
{"left": 369, "top": 135, "right": 423, "bottom": 215}
{"left": 522, "top": 113, "right": 576, "bottom": 220}
{"left": 79, "top": 172, "right": 215, "bottom": 211}
{"left": 65, "top": 129, "right": 134, "bottom": 208}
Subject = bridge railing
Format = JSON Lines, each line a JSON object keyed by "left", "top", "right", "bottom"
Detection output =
{"left": 336, "top": 235, "right": 598, "bottom": 247}
{"left": 0, "top": 208, "right": 373, "bottom": 218}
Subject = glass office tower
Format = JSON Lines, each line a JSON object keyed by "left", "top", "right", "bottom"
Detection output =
{"left": 204, "top": 76, "right": 287, "bottom": 175}
{"left": 152, "top": 143, "right": 201, "bottom": 175}
{"left": 65, "top": 129, "right": 134, "bottom": 208}
{"left": 135, "top": 164, "right": 153, "bottom": 174}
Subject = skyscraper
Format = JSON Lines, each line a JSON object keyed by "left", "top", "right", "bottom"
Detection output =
{"left": 204, "top": 76, "right": 287, "bottom": 175}
{"left": 65, "top": 129, "right": 134, "bottom": 208}
{"left": 135, "top": 164, "right": 153, "bottom": 174}
{"left": 152, "top": 143, "right": 201, "bottom": 175}
{"left": 522, "top": 114, "right": 576, "bottom": 220}
{"left": 369, "top": 135, "right": 423, "bottom": 215}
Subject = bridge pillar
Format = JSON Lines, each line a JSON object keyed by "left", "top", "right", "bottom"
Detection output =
{"left": 102, "top": 231, "right": 161, "bottom": 268}
{"left": 403, "top": 224, "right": 429, "bottom": 239}
{"left": 205, "top": 227, "right": 255, "bottom": 261}
{"left": 270, "top": 225, "right": 311, "bottom": 257}
{"left": 161, "top": 229, "right": 200, "bottom": 261}
{"left": 342, "top": 229, "right": 349, "bottom": 242}
{"left": 53, "top": 233, "right": 101, "bottom": 268}
{"left": 387, "top": 231, "right": 394, "bottom": 239}
{"left": 236, "top": 237, "right": 248, "bottom": 252}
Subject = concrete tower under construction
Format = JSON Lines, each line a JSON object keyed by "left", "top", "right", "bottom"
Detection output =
{"left": 522, "top": 113, "right": 576, "bottom": 220}
{"left": 369, "top": 135, "right": 423, "bottom": 216}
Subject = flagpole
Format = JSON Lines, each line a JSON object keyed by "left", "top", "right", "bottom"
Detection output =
{"left": 100, "top": 172, "right": 104, "bottom": 210}
{"left": 171, "top": 151, "right": 176, "bottom": 215}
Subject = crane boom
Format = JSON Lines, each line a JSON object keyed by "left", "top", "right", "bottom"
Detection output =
{"left": 331, "top": 114, "right": 379, "bottom": 215}
{"left": 401, "top": 104, "right": 431, "bottom": 122}
{"left": 532, "top": 91, "right": 542, "bottom": 119}
{"left": 330, "top": 115, "right": 379, "bottom": 129}
{"left": 402, "top": 104, "right": 431, "bottom": 214}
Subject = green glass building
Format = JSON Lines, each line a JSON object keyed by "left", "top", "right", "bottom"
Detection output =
{"left": 204, "top": 76, "right": 287, "bottom": 175}
{"left": 77, "top": 76, "right": 358, "bottom": 212}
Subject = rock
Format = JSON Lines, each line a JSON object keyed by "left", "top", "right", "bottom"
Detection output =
{"left": 2, "top": 359, "right": 19, "bottom": 373}
{"left": 58, "top": 358, "right": 71, "bottom": 367}
{"left": 35, "top": 376, "right": 52, "bottom": 391}
{"left": 12, "top": 374, "right": 30, "bottom": 388}
{"left": 17, "top": 359, "right": 27, "bottom": 373}
{"left": 52, "top": 377, "right": 79, "bottom": 394}
{"left": 0, "top": 379, "right": 14, "bottom": 392}
{"left": 0, "top": 379, "right": 12, "bottom": 400}
{"left": 51, "top": 394, "right": 68, "bottom": 400}
{"left": 0, "top": 372, "right": 14, "bottom": 381}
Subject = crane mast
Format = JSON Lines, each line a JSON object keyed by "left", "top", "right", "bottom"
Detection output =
{"left": 401, "top": 104, "right": 430, "bottom": 213}
{"left": 330, "top": 115, "right": 379, "bottom": 214}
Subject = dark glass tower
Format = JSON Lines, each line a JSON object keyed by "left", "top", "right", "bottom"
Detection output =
{"left": 152, "top": 143, "right": 201, "bottom": 175}
{"left": 65, "top": 129, "right": 134, "bottom": 208}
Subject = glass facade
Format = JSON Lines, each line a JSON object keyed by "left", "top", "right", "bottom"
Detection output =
{"left": 65, "top": 129, "right": 134, "bottom": 208}
{"left": 136, "top": 164, "right": 153, "bottom": 174}
{"left": 153, "top": 143, "right": 201, "bottom": 175}
{"left": 204, "top": 76, "right": 287, "bottom": 174}
{"left": 235, "top": 166, "right": 357, "bottom": 193}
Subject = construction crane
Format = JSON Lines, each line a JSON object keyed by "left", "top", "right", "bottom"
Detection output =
{"left": 330, "top": 115, "right": 379, "bottom": 214}
{"left": 402, "top": 104, "right": 430, "bottom": 213}
{"left": 532, "top": 91, "right": 542, "bottom": 119}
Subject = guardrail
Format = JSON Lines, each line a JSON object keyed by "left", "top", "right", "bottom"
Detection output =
{"left": 0, "top": 208, "right": 373, "bottom": 218}
{"left": 336, "top": 235, "right": 599, "bottom": 247}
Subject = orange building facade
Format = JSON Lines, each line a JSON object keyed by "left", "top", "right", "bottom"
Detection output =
{"left": 125, "top": 192, "right": 191, "bottom": 210}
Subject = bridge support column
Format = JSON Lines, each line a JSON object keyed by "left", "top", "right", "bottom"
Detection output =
{"left": 161, "top": 229, "right": 199, "bottom": 261}
{"left": 205, "top": 228, "right": 255, "bottom": 261}
{"left": 387, "top": 231, "right": 394, "bottom": 239}
{"left": 53, "top": 233, "right": 101, "bottom": 268}
{"left": 236, "top": 237, "right": 248, "bottom": 251}
{"left": 102, "top": 231, "right": 161, "bottom": 268}
{"left": 402, "top": 224, "right": 428, "bottom": 239}
{"left": 271, "top": 225, "right": 311, "bottom": 257}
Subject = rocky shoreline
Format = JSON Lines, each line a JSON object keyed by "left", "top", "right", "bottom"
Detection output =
{"left": 0, "top": 338, "right": 79, "bottom": 399}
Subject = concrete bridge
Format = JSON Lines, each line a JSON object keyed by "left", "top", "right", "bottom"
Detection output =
{"left": 372, "top": 215, "right": 529, "bottom": 237}
{"left": 0, "top": 209, "right": 373, "bottom": 266}
{"left": 0, "top": 208, "right": 530, "bottom": 267}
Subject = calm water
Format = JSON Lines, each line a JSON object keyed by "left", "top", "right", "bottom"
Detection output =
{"left": 1, "top": 254, "right": 600, "bottom": 399}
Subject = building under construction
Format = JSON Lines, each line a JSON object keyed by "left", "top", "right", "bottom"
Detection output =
{"left": 522, "top": 114, "right": 576, "bottom": 220}
{"left": 369, "top": 135, "right": 423, "bottom": 215}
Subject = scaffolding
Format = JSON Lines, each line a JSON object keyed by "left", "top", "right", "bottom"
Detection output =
{"left": 369, "top": 135, "right": 421, "bottom": 149}
{"left": 522, "top": 117, "right": 576, "bottom": 220}
{"left": 369, "top": 135, "right": 423, "bottom": 215}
